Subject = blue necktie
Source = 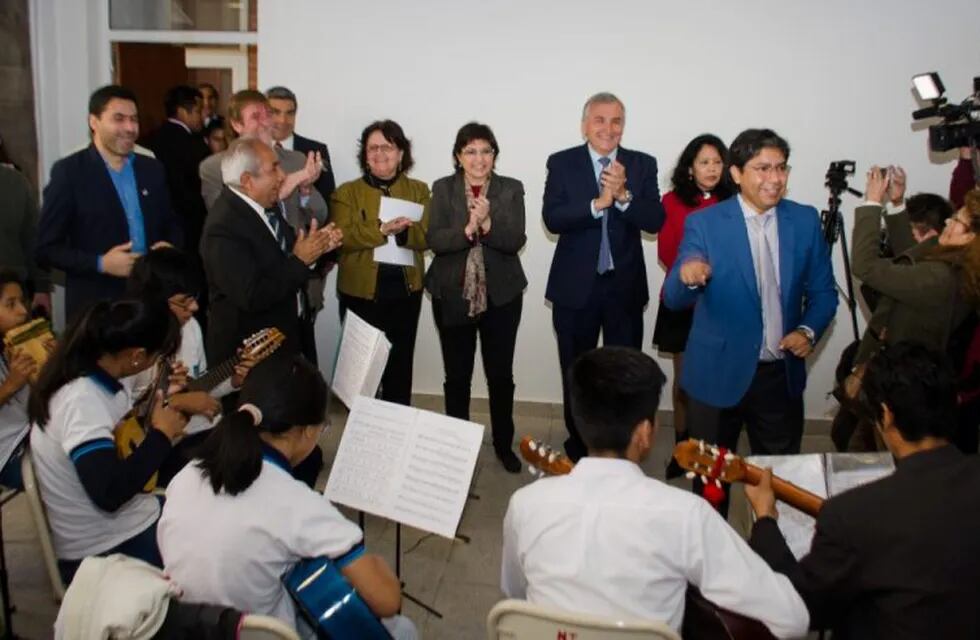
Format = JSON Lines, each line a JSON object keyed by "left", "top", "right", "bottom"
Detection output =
{"left": 597, "top": 156, "right": 613, "bottom": 274}
{"left": 265, "top": 207, "right": 287, "bottom": 253}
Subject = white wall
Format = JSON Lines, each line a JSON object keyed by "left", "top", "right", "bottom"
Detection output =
{"left": 261, "top": 0, "right": 979, "bottom": 418}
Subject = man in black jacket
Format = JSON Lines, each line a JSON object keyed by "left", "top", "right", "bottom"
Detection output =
{"left": 746, "top": 341, "right": 980, "bottom": 639}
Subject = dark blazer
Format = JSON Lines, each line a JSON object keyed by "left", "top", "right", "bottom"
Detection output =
{"left": 35, "top": 145, "right": 182, "bottom": 319}
{"left": 750, "top": 445, "right": 980, "bottom": 639}
{"left": 293, "top": 133, "right": 336, "bottom": 203}
{"left": 425, "top": 173, "right": 527, "bottom": 308}
{"left": 543, "top": 144, "right": 664, "bottom": 310}
{"left": 147, "top": 120, "right": 210, "bottom": 257}
{"left": 663, "top": 197, "right": 837, "bottom": 407}
{"left": 200, "top": 186, "right": 311, "bottom": 364}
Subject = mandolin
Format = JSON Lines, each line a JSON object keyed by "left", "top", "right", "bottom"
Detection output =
{"left": 518, "top": 435, "right": 783, "bottom": 640}
{"left": 114, "top": 328, "right": 284, "bottom": 492}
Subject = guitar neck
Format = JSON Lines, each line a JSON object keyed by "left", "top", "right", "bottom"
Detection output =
{"left": 740, "top": 463, "right": 824, "bottom": 518}
{"left": 187, "top": 356, "right": 238, "bottom": 394}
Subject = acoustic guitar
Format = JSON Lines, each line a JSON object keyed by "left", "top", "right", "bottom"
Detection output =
{"left": 114, "top": 328, "right": 284, "bottom": 492}
{"left": 519, "top": 436, "right": 796, "bottom": 640}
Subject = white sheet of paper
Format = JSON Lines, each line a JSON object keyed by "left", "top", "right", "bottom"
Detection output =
{"left": 826, "top": 452, "right": 894, "bottom": 497}
{"left": 331, "top": 311, "right": 391, "bottom": 408}
{"left": 746, "top": 453, "right": 827, "bottom": 560}
{"left": 378, "top": 196, "right": 424, "bottom": 222}
{"left": 373, "top": 236, "right": 415, "bottom": 266}
{"left": 325, "top": 397, "right": 484, "bottom": 539}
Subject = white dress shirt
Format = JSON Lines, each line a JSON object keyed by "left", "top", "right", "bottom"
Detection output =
{"left": 501, "top": 457, "right": 809, "bottom": 638}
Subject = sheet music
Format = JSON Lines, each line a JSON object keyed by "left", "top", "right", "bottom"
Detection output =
{"left": 826, "top": 452, "right": 894, "bottom": 497}
{"left": 325, "top": 397, "right": 484, "bottom": 539}
{"left": 374, "top": 197, "right": 424, "bottom": 266}
{"left": 746, "top": 454, "right": 827, "bottom": 560}
{"left": 331, "top": 312, "right": 391, "bottom": 408}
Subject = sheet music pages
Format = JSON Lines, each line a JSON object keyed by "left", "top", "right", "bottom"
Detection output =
{"left": 331, "top": 311, "right": 390, "bottom": 408}
{"left": 826, "top": 452, "right": 894, "bottom": 497}
{"left": 324, "top": 397, "right": 484, "bottom": 539}
{"left": 746, "top": 453, "right": 827, "bottom": 559}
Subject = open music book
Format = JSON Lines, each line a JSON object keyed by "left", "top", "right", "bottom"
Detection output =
{"left": 324, "top": 397, "right": 484, "bottom": 539}
{"left": 330, "top": 311, "right": 391, "bottom": 409}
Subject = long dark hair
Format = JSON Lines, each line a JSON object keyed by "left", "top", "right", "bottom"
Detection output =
{"left": 195, "top": 355, "right": 328, "bottom": 496}
{"left": 669, "top": 134, "right": 734, "bottom": 207}
{"left": 29, "top": 297, "right": 180, "bottom": 427}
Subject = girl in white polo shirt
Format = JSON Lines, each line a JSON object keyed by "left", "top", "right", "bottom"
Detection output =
{"left": 0, "top": 271, "right": 38, "bottom": 489}
{"left": 28, "top": 297, "right": 189, "bottom": 584}
{"left": 158, "top": 356, "right": 416, "bottom": 639}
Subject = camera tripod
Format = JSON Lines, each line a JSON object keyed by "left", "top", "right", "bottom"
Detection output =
{"left": 820, "top": 162, "right": 863, "bottom": 343}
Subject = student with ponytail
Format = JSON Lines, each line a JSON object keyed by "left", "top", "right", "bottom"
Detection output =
{"left": 28, "top": 296, "right": 189, "bottom": 583}
{"left": 158, "top": 356, "right": 416, "bottom": 639}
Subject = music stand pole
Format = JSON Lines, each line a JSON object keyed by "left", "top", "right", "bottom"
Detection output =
{"left": 394, "top": 522, "right": 443, "bottom": 618}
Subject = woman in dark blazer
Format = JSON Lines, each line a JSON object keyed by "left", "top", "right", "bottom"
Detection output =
{"left": 425, "top": 123, "right": 527, "bottom": 472}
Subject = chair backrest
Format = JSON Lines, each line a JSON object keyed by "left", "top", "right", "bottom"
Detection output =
{"left": 487, "top": 599, "right": 682, "bottom": 640}
{"left": 238, "top": 614, "right": 302, "bottom": 640}
{"left": 20, "top": 450, "right": 65, "bottom": 602}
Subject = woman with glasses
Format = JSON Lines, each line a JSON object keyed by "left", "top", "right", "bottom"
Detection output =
{"left": 841, "top": 178, "right": 980, "bottom": 451}
{"left": 425, "top": 122, "right": 527, "bottom": 472}
{"left": 330, "top": 120, "right": 430, "bottom": 406}
{"left": 654, "top": 134, "right": 733, "bottom": 477}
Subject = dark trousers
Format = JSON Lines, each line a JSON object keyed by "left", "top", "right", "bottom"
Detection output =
{"left": 687, "top": 360, "right": 804, "bottom": 515}
{"left": 553, "top": 277, "right": 644, "bottom": 460}
{"left": 433, "top": 296, "right": 522, "bottom": 451}
{"left": 339, "top": 291, "right": 422, "bottom": 406}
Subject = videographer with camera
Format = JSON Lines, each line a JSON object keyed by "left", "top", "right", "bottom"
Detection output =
{"left": 838, "top": 168, "right": 980, "bottom": 451}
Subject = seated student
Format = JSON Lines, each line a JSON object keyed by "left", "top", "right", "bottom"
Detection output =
{"left": 158, "top": 356, "right": 416, "bottom": 639}
{"left": 0, "top": 270, "right": 45, "bottom": 489}
{"left": 27, "top": 297, "right": 190, "bottom": 584}
{"left": 747, "top": 341, "right": 980, "bottom": 638}
{"left": 126, "top": 248, "right": 250, "bottom": 483}
{"left": 501, "top": 346, "right": 808, "bottom": 638}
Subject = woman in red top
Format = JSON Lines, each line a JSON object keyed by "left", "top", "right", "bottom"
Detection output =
{"left": 654, "top": 134, "right": 733, "bottom": 477}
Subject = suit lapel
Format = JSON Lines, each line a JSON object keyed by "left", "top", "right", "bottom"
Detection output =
{"left": 776, "top": 203, "right": 795, "bottom": 310}
{"left": 578, "top": 144, "right": 599, "bottom": 198}
{"left": 724, "top": 199, "right": 761, "bottom": 302}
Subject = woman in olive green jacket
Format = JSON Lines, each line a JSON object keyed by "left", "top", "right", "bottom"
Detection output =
{"left": 842, "top": 174, "right": 980, "bottom": 450}
{"left": 329, "top": 120, "right": 430, "bottom": 406}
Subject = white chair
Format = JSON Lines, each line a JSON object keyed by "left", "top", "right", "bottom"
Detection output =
{"left": 20, "top": 451, "right": 65, "bottom": 601}
{"left": 487, "top": 599, "right": 681, "bottom": 640}
{"left": 238, "top": 614, "right": 302, "bottom": 640}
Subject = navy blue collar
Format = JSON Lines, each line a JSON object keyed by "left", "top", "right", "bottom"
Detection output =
{"left": 260, "top": 444, "right": 292, "bottom": 473}
{"left": 86, "top": 366, "right": 123, "bottom": 395}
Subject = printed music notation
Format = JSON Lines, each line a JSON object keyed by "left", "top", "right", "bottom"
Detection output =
{"left": 330, "top": 311, "right": 391, "bottom": 409}
{"left": 324, "top": 396, "right": 484, "bottom": 539}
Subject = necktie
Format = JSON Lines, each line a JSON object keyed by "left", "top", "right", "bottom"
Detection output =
{"left": 751, "top": 214, "right": 783, "bottom": 360}
{"left": 597, "top": 156, "right": 613, "bottom": 274}
{"left": 265, "top": 207, "right": 287, "bottom": 253}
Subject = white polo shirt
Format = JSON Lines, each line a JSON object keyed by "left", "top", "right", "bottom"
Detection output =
{"left": 0, "top": 358, "right": 30, "bottom": 473}
{"left": 29, "top": 373, "right": 160, "bottom": 560}
{"left": 501, "top": 457, "right": 809, "bottom": 639}
{"left": 158, "top": 450, "right": 363, "bottom": 627}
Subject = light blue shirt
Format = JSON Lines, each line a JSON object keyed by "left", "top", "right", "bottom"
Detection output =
{"left": 104, "top": 153, "right": 147, "bottom": 256}
{"left": 587, "top": 145, "right": 631, "bottom": 218}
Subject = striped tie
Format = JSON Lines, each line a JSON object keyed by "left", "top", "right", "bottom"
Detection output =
{"left": 597, "top": 156, "right": 613, "bottom": 274}
{"left": 265, "top": 207, "right": 287, "bottom": 253}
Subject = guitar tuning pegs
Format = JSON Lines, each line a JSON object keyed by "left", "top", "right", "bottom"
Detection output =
{"left": 700, "top": 475, "right": 708, "bottom": 485}
{"left": 714, "top": 479, "right": 722, "bottom": 489}
{"left": 547, "top": 452, "right": 556, "bottom": 463}
{"left": 698, "top": 441, "right": 705, "bottom": 453}
{"left": 723, "top": 452, "right": 734, "bottom": 461}
{"left": 685, "top": 472, "right": 696, "bottom": 480}
{"left": 528, "top": 441, "right": 538, "bottom": 452}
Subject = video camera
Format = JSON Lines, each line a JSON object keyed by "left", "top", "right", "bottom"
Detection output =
{"left": 911, "top": 72, "right": 980, "bottom": 152}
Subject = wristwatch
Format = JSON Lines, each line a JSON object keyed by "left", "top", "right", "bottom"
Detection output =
{"left": 618, "top": 189, "right": 634, "bottom": 205}
{"left": 795, "top": 326, "right": 816, "bottom": 346}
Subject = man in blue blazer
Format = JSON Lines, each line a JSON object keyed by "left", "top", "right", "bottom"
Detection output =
{"left": 544, "top": 92, "right": 665, "bottom": 460}
{"left": 36, "top": 85, "right": 182, "bottom": 321}
{"left": 664, "top": 129, "right": 837, "bottom": 503}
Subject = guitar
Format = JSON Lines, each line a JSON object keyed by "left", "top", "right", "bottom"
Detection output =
{"left": 518, "top": 436, "right": 780, "bottom": 640}
{"left": 284, "top": 557, "right": 392, "bottom": 639}
{"left": 113, "top": 328, "right": 284, "bottom": 491}
{"left": 672, "top": 439, "right": 824, "bottom": 518}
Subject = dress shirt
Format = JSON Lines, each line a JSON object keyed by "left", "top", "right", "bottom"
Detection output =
{"left": 501, "top": 457, "right": 808, "bottom": 638}
{"left": 277, "top": 135, "right": 294, "bottom": 151}
{"left": 103, "top": 153, "right": 147, "bottom": 256}
{"left": 587, "top": 145, "right": 631, "bottom": 218}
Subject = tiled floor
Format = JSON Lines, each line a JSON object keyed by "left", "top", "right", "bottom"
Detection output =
{"left": 0, "top": 400, "right": 835, "bottom": 638}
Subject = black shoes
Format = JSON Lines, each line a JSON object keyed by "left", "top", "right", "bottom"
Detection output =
{"left": 495, "top": 446, "right": 522, "bottom": 474}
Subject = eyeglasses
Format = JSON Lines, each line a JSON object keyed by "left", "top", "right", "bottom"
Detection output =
{"left": 745, "top": 163, "right": 791, "bottom": 177}
{"left": 460, "top": 148, "right": 495, "bottom": 158}
{"left": 366, "top": 143, "right": 397, "bottom": 155}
